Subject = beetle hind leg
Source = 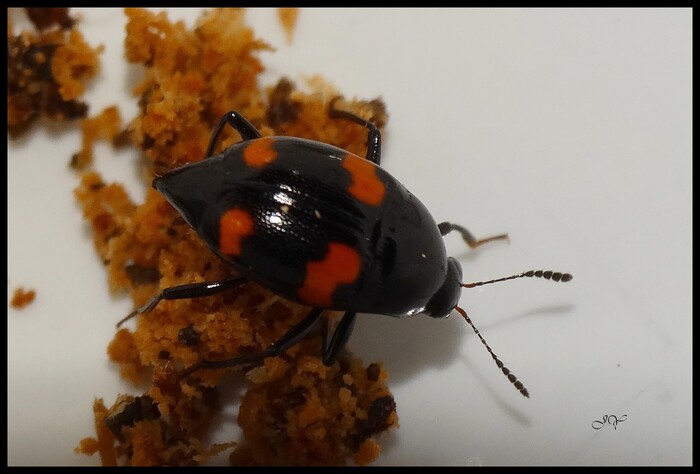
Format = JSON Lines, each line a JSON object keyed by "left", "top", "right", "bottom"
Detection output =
{"left": 117, "top": 275, "right": 248, "bottom": 327}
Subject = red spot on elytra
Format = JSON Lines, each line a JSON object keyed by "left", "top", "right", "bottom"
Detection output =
{"left": 243, "top": 137, "right": 277, "bottom": 167}
{"left": 219, "top": 208, "right": 254, "bottom": 255}
{"left": 342, "top": 154, "right": 385, "bottom": 206}
{"left": 298, "top": 242, "right": 361, "bottom": 308}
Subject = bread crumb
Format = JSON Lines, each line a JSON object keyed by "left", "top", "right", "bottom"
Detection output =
{"left": 10, "top": 287, "right": 36, "bottom": 309}
{"left": 67, "top": 8, "right": 396, "bottom": 466}
{"left": 7, "top": 8, "right": 103, "bottom": 137}
{"left": 278, "top": 8, "right": 299, "bottom": 44}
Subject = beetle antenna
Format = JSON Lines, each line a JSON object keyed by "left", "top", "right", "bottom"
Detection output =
{"left": 457, "top": 270, "right": 571, "bottom": 397}
{"left": 454, "top": 305, "right": 530, "bottom": 398}
{"left": 462, "top": 270, "right": 573, "bottom": 288}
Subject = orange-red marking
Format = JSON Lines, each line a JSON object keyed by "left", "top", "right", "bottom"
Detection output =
{"left": 298, "top": 242, "right": 362, "bottom": 308}
{"left": 243, "top": 137, "right": 277, "bottom": 168}
{"left": 342, "top": 154, "right": 385, "bottom": 206}
{"left": 219, "top": 208, "right": 254, "bottom": 255}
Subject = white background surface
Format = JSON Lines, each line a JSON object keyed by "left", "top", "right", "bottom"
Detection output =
{"left": 8, "top": 8, "right": 692, "bottom": 466}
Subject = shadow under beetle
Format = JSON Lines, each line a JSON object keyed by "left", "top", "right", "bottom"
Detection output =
{"left": 119, "top": 98, "right": 572, "bottom": 397}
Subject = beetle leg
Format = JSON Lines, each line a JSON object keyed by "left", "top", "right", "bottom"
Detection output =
{"left": 328, "top": 97, "right": 382, "bottom": 165}
{"left": 438, "top": 222, "right": 509, "bottom": 249}
{"left": 182, "top": 308, "right": 325, "bottom": 375}
{"left": 322, "top": 311, "right": 357, "bottom": 366}
{"left": 205, "top": 111, "right": 263, "bottom": 157}
{"left": 116, "top": 275, "right": 248, "bottom": 327}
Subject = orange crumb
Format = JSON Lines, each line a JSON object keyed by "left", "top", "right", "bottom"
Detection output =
{"left": 7, "top": 8, "right": 103, "bottom": 137}
{"left": 278, "top": 8, "right": 299, "bottom": 44}
{"left": 10, "top": 287, "right": 36, "bottom": 309}
{"left": 71, "top": 106, "right": 123, "bottom": 170}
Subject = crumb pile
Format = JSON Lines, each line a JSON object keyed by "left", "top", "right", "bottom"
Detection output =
{"left": 7, "top": 8, "right": 103, "bottom": 137}
{"left": 50, "top": 8, "right": 396, "bottom": 465}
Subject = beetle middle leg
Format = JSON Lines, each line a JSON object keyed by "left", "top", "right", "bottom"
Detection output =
{"left": 181, "top": 307, "right": 326, "bottom": 377}
{"left": 328, "top": 97, "right": 382, "bottom": 165}
{"left": 205, "top": 111, "right": 263, "bottom": 157}
{"left": 438, "top": 222, "right": 509, "bottom": 249}
{"left": 181, "top": 310, "right": 358, "bottom": 379}
{"left": 322, "top": 311, "right": 357, "bottom": 366}
{"left": 117, "top": 275, "right": 248, "bottom": 327}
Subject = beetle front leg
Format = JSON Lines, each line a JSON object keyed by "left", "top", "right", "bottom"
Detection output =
{"left": 117, "top": 275, "right": 248, "bottom": 327}
{"left": 438, "top": 222, "right": 509, "bottom": 249}
{"left": 205, "top": 111, "right": 263, "bottom": 157}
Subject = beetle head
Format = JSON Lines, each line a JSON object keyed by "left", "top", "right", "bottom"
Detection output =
{"left": 423, "top": 256, "right": 463, "bottom": 318}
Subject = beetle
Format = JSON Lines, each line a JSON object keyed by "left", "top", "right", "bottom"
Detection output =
{"left": 119, "top": 98, "right": 572, "bottom": 397}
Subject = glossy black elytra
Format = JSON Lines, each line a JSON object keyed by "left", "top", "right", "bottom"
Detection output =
{"left": 119, "top": 98, "right": 572, "bottom": 397}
